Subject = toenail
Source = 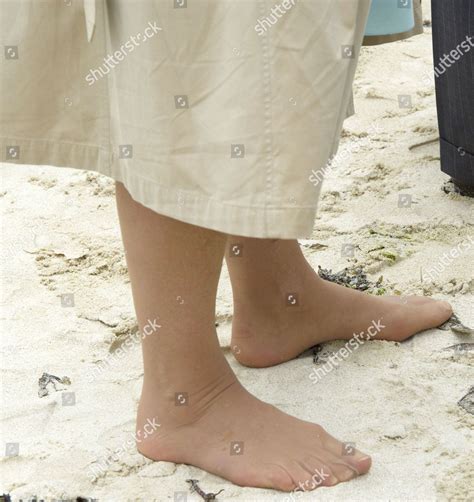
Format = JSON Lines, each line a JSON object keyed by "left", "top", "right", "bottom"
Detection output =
{"left": 357, "top": 454, "right": 372, "bottom": 469}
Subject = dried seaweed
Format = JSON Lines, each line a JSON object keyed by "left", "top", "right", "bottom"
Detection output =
{"left": 458, "top": 387, "right": 474, "bottom": 415}
{"left": 0, "top": 498, "right": 95, "bottom": 502}
{"left": 438, "top": 314, "right": 474, "bottom": 335}
{"left": 442, "top": 343, "right": 474, "bottom": 353}
{"left": 312, "top": 344, "right": 323, "bottom": 364}
{"left": 451, "top": 324, "right": 474, "bottom": 335}
{"left": 317, "top": 266, "right": 384, "bottom": 294}
{"left": 408, "top": 137, "right": 439, "bottom": 150}
{"left": 186, "top": 479, "right": 224, "bottom": 501}
{"left": 298, "top": 239, "right": 328, "bottom": 250}
{"left": 38, "top": 372, "right": 71, "bottom": 398}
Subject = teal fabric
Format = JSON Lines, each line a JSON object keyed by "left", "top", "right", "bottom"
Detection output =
{"left": 365, "top": 0, "right": 415, "bottom": 36}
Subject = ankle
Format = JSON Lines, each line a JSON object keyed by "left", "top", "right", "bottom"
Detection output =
{"left": 136, "top": 377, "right": 244, "bottom": 461}
{"left": 138, "top": 371, "right": 239, "bottom": 427}
{"left": 235, "top": 270, "right": 317, "bottom": 317}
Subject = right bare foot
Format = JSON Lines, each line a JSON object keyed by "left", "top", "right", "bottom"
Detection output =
{"left": 137, "top": 379, "right": 371, "bottom": 492}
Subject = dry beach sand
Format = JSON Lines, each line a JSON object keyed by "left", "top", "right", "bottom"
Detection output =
{"left": 1, "top": 2, "right": 473, "bottom": 500}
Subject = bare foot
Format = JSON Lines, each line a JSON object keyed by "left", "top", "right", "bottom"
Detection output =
{"left": 231, "top": 274, "right": 452, "bottom": 368}
{"left": 137, "top": 378, "right": 371, "bottom": 492}
{"left": 116, "top": 185, "right": 372, "bottom": 492}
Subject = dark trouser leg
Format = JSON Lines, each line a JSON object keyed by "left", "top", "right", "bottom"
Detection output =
{"left": 431, "top": 0, "right": 474, "bottom": 190}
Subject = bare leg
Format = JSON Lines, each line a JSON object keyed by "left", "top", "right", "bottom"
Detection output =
{"left": 226, "top": 238, "right": 452, "bottom": 367}
{"left": 115, "top": 183, "right": 371, "bottom": 491}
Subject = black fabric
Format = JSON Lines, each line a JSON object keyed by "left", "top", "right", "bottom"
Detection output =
{"left": 432, "top": 0, "right": 474, "bottom": 186}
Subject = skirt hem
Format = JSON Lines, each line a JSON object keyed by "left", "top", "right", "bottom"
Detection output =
{"left": 1, "top": 136, "right": 317, "bottom": 239}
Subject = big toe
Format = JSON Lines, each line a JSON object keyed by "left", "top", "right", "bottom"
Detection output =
{"left": 419, "top": 298, "right": 453, "bottom": 327}
{"left": 318, "top": 429, "right": 372, "bottom": 475}
{"left": 387, "top": 297, "right": 453, "bottom": 340}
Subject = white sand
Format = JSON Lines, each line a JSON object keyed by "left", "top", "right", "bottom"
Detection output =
{"left": 1, "top": 2, "right": 473, "bottom": 500}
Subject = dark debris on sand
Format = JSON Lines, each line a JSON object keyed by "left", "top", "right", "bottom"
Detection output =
{"left": 442, "top": 180, "right": 474, "bottom": 198}
{"left": 0, "top": 497, "right": 96, "bottom": 502}
{"left": 458, "top": 387, "right": 474, "bottom": 415}
{"left": 317, "top": 266, "right": 385, "bottom": 295}
{"left": 438, "top": 314, "right": 474, "bottom": 335}
{"left": 186, "top": 479, "right": 224, "bottom": 501}
{"left": 443, "top": 343, "right": 474, "bottom": 353}
{"left": 38, "top": 372, "right": 71, "bottom": 398}
{"left": 312, "top": 344, "right": 323, "bottom": 364}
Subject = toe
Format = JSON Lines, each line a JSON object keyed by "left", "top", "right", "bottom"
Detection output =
{"left": 435, "top": 299, "right": 453, "bottom": 320}
{"left": 306, "top": 450, "right": 360, "bottom": 483}
{"left": 317, "top": 429, "right": 372, "bottom": 475}
{"left": 384, "top": 296, "right": 453, "bottom": 341}
{"left": 330, "top": 463, "right": 359, "bottom": 482}
{"left": 263, "top": 463, "right": 299, "bottom": 492}
{"left": 349, "top": 452, "right": 372, "bottom": 474}
{"left": 340, "top": 448, "right": 372, "bottom": 475}
{"left": 298, "top": 456, "right": 338, "bottom": 489}
{"left": 420, "top": 298, "right": 453, "bottom": 328}
{"left": 292, "top": 460, "right": 334, "bottom": 491}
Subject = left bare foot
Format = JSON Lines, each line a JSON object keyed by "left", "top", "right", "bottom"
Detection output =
{"left": 227, "top": 239, "right": 452, "bottom": 368}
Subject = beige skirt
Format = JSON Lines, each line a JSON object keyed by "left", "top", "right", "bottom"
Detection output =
{"left": 0, "top": 0, "right": 370, "bottom": 238}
